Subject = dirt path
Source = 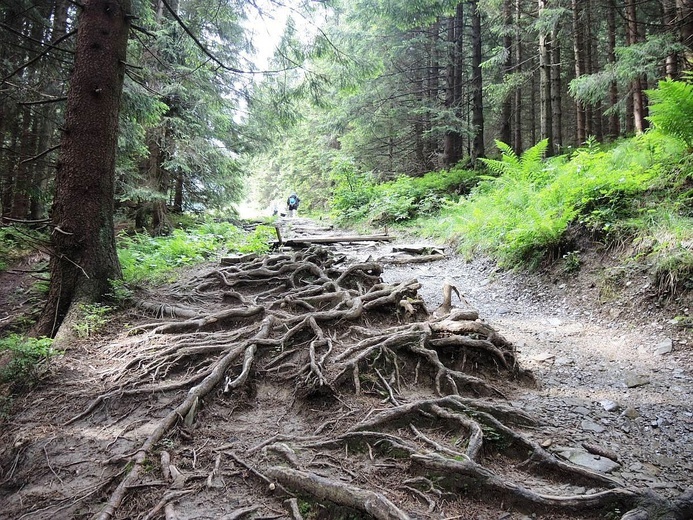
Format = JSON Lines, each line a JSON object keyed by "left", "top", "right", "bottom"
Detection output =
{"left": 0, "top": 217, "right": 691, "bottom": 520}
{"left": 372, "top": 239, "right": 693, "bottom": 495}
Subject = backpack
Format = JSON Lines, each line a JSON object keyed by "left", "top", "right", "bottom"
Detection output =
{"left": 289, "top": 195, "right": 297, "bottom": 206}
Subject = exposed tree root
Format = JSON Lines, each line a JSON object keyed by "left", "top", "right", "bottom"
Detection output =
{"left": 267, "top": 466, "right": 411, "bottom": 520}
{"left": 41, "top": 246, "right": 687, "bottom": 520}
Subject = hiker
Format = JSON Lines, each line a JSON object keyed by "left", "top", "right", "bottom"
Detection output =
{"left": 287, "top": 193, "right": 300, "bottom": 218}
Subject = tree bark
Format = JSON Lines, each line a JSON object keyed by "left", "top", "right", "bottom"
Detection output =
{"left": 500, "top": 0, "right": 513, "bottom": 147}
{"left": 513, "top": 0, "right": 523, "bottom": 154}
{"left": 676, "top": 0, "right": 693, "bottom": 67}
{"left": 572, "top": 0, "right": 586, "bottom": 144}
{"left": 586, "top": 2, "right": 603, "bottom": 141}
{"left": 34, "top": 0, "right": 131, "bottom": 337}
{"left": 664, "top": 0, "right": 679, "bottom": 77}
{"left": 626, "top": 0, "right": 646, "bottom": 134}
{"left": 425, "top": 21, "right": 441, "bottom": 166}
{"left": 470, "top": 1, "right": 484, "bottom": 163}
{"left": 550, "top": 24, "right": 562, "bottom": 152}
{"left": 538, "top": 0, "right": 553, "bottom": 154}
{"left": 443, "top": 3, "right": 464, "bottom": 167}
{"left": 607, "top": 0, "right": 621, "bottom": 138}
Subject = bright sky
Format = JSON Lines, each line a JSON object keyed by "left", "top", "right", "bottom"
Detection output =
{"left": 245, "top": 1, "right": 290, "bottom": 71}
{"left": 244, "top": 1, "right": 325, "bottom": 72}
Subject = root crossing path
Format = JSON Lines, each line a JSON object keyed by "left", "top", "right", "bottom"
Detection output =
{"left": 1, "top": 218, "right": 691, "bottom": 520}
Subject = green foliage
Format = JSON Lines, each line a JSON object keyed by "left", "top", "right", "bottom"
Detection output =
{"left": 479, "top": 139, "right": 549, "bottom": 181}
{"left": 0, "top": 225, "right": 48, "bottom": 273}
{"left": 569, "top": 33, "right": 684, "bottom": 109}
{"left": 418, "top": 134, "right": 687, "bottom": 268}
{"left": 331, "top": 164, "right": 478, "bottom": 225}
{"left": 646, "top": 78, "right": 693, "bottom": 151}
{"left": 72, "top": 304, "right": 113, "bottom": 339}
{"left": 562, "top": 251, "right": 581, "bottom": 273}
{"left": 118, "top": 220, "right": 273, "bottom": 284}
{"left": 0, "top": 335, "right": 58, "bottom": 389}
{"left": 238, "top": 225, "right": 275, "bottom": 255}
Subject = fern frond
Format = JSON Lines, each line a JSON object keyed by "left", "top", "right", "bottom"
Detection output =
{"left": 519, "top": 139, "right": 549, "bottom": 169}
{"left": 479, "top": 158, "right": 514, "bottom": 177}
{"left": 495, "top": 140, "right": 519, "bottom": 165}
{"left": 646, "top": 79, "right": 693, "bottom": 150}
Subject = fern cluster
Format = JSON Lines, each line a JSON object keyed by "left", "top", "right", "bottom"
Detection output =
{"left": 646, "top": 77, "right": 693, "bottom": 151}
{"left": 418, "top": 132, "right": 688, "bottom": 268}
{"left": 330, "top": 164, "right": 479, "bottom": 225}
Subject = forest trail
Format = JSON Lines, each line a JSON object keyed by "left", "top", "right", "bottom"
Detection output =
{"left": 0, "top": 217, "right": 691, "bottom": 520}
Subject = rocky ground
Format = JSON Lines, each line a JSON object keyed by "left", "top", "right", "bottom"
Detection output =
{"left": 353, "top": 230, "right": 693, "bottom": 497}
{"left": 0, "top": 217, "right": 691, "bottom": 520}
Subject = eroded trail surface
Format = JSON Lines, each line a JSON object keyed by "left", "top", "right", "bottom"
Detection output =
{"left": 1, "top": 218, "right": 691, "bottom": 520}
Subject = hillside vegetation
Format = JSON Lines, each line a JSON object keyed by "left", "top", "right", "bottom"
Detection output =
{"left": 328, "top": 83, "right": 693, "bottom": 300}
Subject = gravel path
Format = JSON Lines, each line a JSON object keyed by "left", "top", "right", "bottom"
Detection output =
{"left": 328, "top": 229, "right": 693, "bottom": 498}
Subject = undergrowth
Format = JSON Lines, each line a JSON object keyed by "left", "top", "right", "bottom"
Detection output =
{"left": 330, "top": 163, "right": 479, "bottom": 225}
{"left": 0, "top": 334, "right": 58, "bottom": 390}
{"left": 118, "top": 220, "right": 276, "bottom": 285}
{"left": 327, "top": 125, "right": 692, "bottom": 298}
{"left": 0, "top": 225, "right": 48, "bottom": 273}
{"left": 412, "top": 132, "right": 692, "bottom": 281}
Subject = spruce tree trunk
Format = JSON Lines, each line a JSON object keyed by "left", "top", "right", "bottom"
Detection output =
{"left": 680, "top": 0, "right": 693, "bottom": 65}
{"left": 626, "top": 0, "right": 646, "bottom": 133}
{"left": 572, "top": 0, "right": 586, "bottom": 144}
{"left": 607, "top": 0, "right": 620, "bottom": 138}
{"left": 664, "top": 0, "right": 678, "bottom": 77}
{"left": 550, "top": 26, "right": 563, "bottom": 152}
{"left": 443, "top": 3, "right": 464, "bottom": 167}
{"left": 538, "top": 0, "right": 553, "bottom": 154}
{"left": 500, "top": 0, "right": 513, "bottom": 147}
{"left": 425, "top": 21, "right": 440, "bottom": 166}
{"left": 34, "top": 0, "right": 131, "bottom": 338}
{"left": 513, "top": 0, "right": 523, "bottom": 154}
{"left": 470, "top": 1, "right": 484, "bottom": 163}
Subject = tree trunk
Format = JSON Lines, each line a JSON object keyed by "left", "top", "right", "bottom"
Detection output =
{"left": 425, "top": 21, "right": 441, "bottom": 166}
{"left": 572, "top": 0, "right": 586, "bottom": 144}
{"left": 30, "top": 0, "right": 72, "bottom": 221}
{"left": 607, "top": 0, "right": 621, "bottom": 138}
{"left": 664, "top": 0, "right": 678, "bottom": 77}
{"left": 626, "top": 0, "right": 645, "bottom": 134}
{"left": 513, "top": 0, "right": 523, "bottom": 154}
{"left": 679, "top": 0, "right": 693, "bottom": 66}
{"left": 538, "top": 0, "right": 553, "bottom": 154}
{"left": 550, "top": 25, "right": 562, "bottom": 152}
{"left": 586, "top": 2, "right": 603, "bottom": 141}
{"left": 500, "top": 0, "right": 513, "bottom": 147}
{"left": 443, "top": 3, "right": 464, "bottom": 167}
{"left": 173, "top": 174, "right": 184, "bottom": 213}
{"left": 34, "top": 0, "right": 131, "bottom": 338}
{"left": 470, "top": 1, "right": 484, "bottom": 164}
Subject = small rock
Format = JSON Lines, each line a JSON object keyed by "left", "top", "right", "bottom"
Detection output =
{"left": 600, "top": 400, "right": 619, "bottom": 412}
{"left": 564, "top": 451, "right": 621, "bottom": 473}
{"left": 625, "top": 374, "right": 650, "bottom": 388}
{"left": 581, "top": 419, "right": 606, "bottom": 433}
{"left": 574, "top": 406, "right": 591, "bottom": 416}
{"left": 532, "top": 352, "right": 555, "bottom": 362}
{"left": 623, "top": 407, "right": 640, "bottom": 419}
{"left": 654, "top": 338, "right": 673, "bottom": 355}
{"left": 541, "top": 438, "right": 553, "bottom": 448}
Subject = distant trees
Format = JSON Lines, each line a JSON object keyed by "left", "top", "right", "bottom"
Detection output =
{"left": 247, "top": 0, "right": 693, "bottom": 198}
